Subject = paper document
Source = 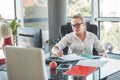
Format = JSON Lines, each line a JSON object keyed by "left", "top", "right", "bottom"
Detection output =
{"left": 76, "top": 59, "right": 108, "bottom": 67}
{"left": 60, "top": 54, "right": 85, "bottom": 61}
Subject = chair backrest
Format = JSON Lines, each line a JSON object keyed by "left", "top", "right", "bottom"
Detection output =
{"left": 5, "top": 46, "right": 48, "bottom": 80}
{"left": 60, "top": 23, "right": 72, "bottom": 37}
{"left": 60, "top": 22, "right": 98, "bottom": 55}
{"left": 17, "top": 27, "right": 42, "bottom": 48}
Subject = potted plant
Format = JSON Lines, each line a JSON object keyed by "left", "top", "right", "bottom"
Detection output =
{"left": 9, "top": 19, "right": 21, "bottom": 36}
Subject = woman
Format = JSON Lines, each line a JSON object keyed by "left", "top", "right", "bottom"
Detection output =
{"left": 51, "top": 13, "right": 105, "bottom": 57}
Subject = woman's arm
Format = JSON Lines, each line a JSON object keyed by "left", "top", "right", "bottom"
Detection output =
{"left": 51, "top": 34, "right": 71, "bottom": 57}
{"left": 93, "top": 34, "right": 106, "bottom": 56}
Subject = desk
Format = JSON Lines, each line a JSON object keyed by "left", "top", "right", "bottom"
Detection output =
{"left": 46, "top": 57, "right": 120, "bottom": 80}
{"left": 47, "top": 67, "right": 71, "bottom": 80}
{"left": 0, "top": 62, "right": 98, "bottom": 80}
{"left": 0, "top": 56, "right": 120, "bottom": 80}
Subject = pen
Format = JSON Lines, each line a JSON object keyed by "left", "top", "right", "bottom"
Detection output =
{"left": 54, "top": 46, "right": 64, "bottom": 57}
{"left": 53, "top": 53, "right": 59, "bottom": 57}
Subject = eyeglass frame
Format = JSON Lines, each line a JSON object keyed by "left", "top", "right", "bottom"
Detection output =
{"left": 71, "top": 22, "right": 84, "bottom": 28}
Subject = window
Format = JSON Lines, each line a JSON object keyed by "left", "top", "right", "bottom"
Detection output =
{"left": 0, "top": 0, "right": 15, "bottom": 48}
{"left": 99, "top": 0, "right": 120, "bottom": 52}
{"left": 23, "top": 0, "right": 48, "bottom": 30}
{"left": 67, "top": 0, "right": 92, "bottom": 17}
{"left": 100, "top": 0, "right": 120, "bottom": 17}
{"left": 100, "top": 22, "right": 120, "bottom": 51}
{"left": 0, "top": 0, "right": 15, "bottom": 19}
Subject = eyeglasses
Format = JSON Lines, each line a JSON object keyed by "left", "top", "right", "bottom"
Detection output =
{"left": 72, "top": 22, "right": 83, "bottom": 27}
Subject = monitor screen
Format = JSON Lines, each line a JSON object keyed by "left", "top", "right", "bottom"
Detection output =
{"left": 17, "top": 27, "right": 42, "bottom": 48}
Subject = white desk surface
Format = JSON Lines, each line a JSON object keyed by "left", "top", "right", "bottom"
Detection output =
{"left": 100, "top": 57, "right": 120, "bottom": 79}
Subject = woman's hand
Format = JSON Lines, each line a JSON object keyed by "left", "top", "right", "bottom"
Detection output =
{"left": 99, "top": 50, "right": 106, "bottom": 57}
{"left": 51, "top": 46, "right": 64, "bottom": 57}
{"left": 56, "top": 50, "right": 63, "bottom": 57}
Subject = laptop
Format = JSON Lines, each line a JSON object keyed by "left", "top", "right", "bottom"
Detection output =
{"left": 5, "top": 46, "right": 48, "bottom": 80}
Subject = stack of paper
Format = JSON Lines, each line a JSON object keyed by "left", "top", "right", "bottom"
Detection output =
{"left": 76, "top": 59, "right": 108, "bottom": 67}
{"left": 59, "top": 54, "right": 85, "bottom": 61}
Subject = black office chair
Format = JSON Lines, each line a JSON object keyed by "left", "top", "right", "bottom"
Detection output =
{"left": 60, "top": 22, "right": 98, "bottom": 55}
{"left": 17, "top": 27, "right": 42, "bottom": 48}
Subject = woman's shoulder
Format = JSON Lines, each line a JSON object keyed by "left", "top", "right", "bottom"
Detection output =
{"left": 65, "top": 32, "right": 74, "bottom": 37}
{"left": 87, "top": 31, "right": 98, "bottom": 39}
{"left": 87, "top": 31, "right": 97, "bottom": 36}
{"left": 62, "top": 32, "right": 75, "bottom": 39}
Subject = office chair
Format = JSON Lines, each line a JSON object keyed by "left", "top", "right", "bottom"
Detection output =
{"left": 17, "top": 27, "right": 42, "bottom": 48}
{"left": 60, "top": 22, "right": 98, "bottom": 55}
{"left": 5, "top": 46, "right": 48, "bottom": 80}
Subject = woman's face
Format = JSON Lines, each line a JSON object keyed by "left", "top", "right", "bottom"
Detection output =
{"left": 71, "top": 18, "right": 86, "bottom": 34}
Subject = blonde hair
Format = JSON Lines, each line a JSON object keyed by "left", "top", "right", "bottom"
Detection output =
{"left": 0, "top": 22, "right": 12, "bottom": 38}
{"left": 72, "top": 13, "right": 85, "bottom": 22}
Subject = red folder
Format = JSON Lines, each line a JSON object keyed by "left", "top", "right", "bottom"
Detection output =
{"left": 64, "top": 65, "right": 98, "bottom": 77}
{"left": 0, "top": 58, "right": 5, "bottom": 65}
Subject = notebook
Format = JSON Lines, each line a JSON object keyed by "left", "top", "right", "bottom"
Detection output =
{"left": 5, "top": 46, "right": 48, "bottom": 80}
{"left": 64, "top": 65, "right": 98, "bottom": 77}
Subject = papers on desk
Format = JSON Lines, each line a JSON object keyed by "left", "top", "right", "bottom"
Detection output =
{"left": 59, "top": 54, "right": 85, "bottom": 61}
{"left": 80, "top": 53, "right": 101, "bottom": 59}
{"left": 76, "top": 59, "right": 108, "bottom": 67}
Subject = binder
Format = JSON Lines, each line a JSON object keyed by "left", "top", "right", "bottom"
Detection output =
{"left": 64, "top": 65, "right": 98, "bottom": 77}
{"left": 80, "top": 54, "right": 101, "bottom": 59}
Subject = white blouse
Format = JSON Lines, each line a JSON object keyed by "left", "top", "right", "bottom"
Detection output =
{"left": 55, "top": 31, "right": 104, "bottom": 55}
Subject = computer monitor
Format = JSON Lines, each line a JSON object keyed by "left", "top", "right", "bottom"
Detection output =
{"left": 17, "top": 27, "right": 42, "bottom": 48}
